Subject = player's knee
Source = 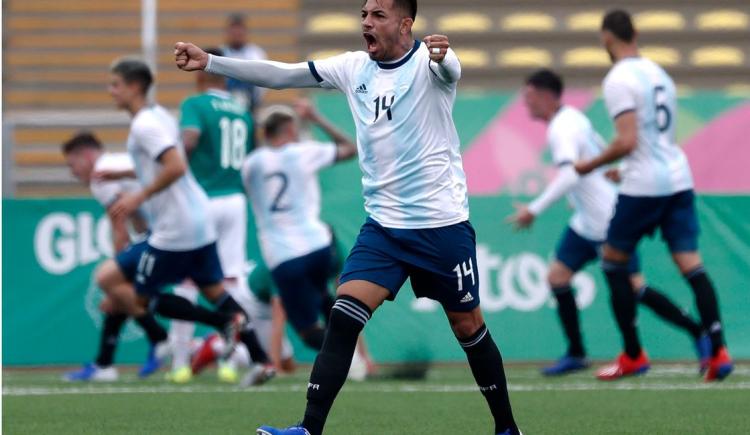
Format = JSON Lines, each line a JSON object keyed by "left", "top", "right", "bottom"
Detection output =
{"left": 672, "top": 252, "right": 702, "bottom": 275}
{"left": 629, "top": 274, "right": 646, "bottom": 292}
{"left": 448, "top": 310, "right": 484, "bottom": 340}
{"left": 199, "top": 283, "right": 226, "bottom": 302}
{"left": 601, "top": 244, "right": 630, "bottom": 264}
{"left": 99, "top": 298, "right": 116, "bottom": 314}
{"left": 547, "top": 263, "right": 573, "bottom": 288}
{"left": 95, "top": 260, "right": 121, "bottom": 292}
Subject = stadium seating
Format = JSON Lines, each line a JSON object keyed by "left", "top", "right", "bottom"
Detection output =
{"left": 3, "top": 0, "right": 750, "bottom": 196}
{"left": 4, "top": 0, "right": 302, "bottom": 195}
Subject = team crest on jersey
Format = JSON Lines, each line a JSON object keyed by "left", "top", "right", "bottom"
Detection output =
{"left": 355, "top": 83, "right": 368, "bottom": 94}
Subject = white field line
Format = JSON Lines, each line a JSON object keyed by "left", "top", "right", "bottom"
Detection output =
{"left": 4, "top": 364, "right": 748, "bottom": 382}
{"left": 4, "top": 382, "right": 750, "bottom": 397}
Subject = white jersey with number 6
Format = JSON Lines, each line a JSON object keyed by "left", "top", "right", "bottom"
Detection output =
{"left": 602, "top": 57, "right": 693, "bottom": 197}
{"left": 308, "top": 40, "right": 469, "bottom": 229}
{"left": 241, "top": 141, "right": 336, "bottom": 269}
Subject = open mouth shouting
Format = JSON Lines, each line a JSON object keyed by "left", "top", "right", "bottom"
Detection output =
{"left": 363, "top": 32, "right": 379, "bottom": 57}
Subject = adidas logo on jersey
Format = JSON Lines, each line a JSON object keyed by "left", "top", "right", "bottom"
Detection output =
{"left": 355, "top": 84, "right": 368, "bottom": 94}
{"left": 460, "top": 292, "right": 474, "bottom": 303}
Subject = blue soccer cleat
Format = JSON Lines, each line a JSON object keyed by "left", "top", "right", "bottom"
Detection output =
{"left": 63, "top": 363, "right": 118, "bottom": 382}
{"left": 541, "top": 355, "right": 590, "bottom": 376}
{"left": 695, "top": 334, "right": 712, "bottom": 373}
{"left": 138, "top": 346, "right": 163, "bottom": 378}
{"left": 257, "top": 425, "right": 311, "bottom": 435}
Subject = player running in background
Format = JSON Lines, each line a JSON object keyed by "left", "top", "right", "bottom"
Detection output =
{"left": 508, "top": 69, "right": 709, "bottom": 376}
{"left": 241, "top": 99, "right": 356, "bottom": 353}
{"left": 175, "top": 0, "right": 521, "bottom": 433}
{"left": 166, "top": 47, "right": 256, "bottom": 383}
{"left": 193, "top": 227, "right": 376, "bottom": 382}
{"left": 574, "top": 10, "right": 733, "bottom": 381}
{"left": 104, "top": 57, "right": 275, "bottom": 386}
{"left": 61, "top": 132, "right": 170, "bottom": 381}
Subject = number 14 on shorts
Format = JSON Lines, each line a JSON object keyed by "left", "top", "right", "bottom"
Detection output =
{"left": 453, "top": 258, "right": 476, "bottom": 292}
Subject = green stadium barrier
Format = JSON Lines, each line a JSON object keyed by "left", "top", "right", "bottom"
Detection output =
{"left": 3, "top": 195, "right": 749, "bottom": 366}
{"left": 3, "top": 91, "right": 749, "bottom": 365}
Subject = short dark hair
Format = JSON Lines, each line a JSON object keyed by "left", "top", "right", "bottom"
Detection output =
{"left": 602, "top": 9, "right": 636, "bottom": 42}
{"left": 362, "top": 0, "right": 417, "bottom": 20}
{"left": 526, "top": 69, "right": 564, "bottom": 98}
{"left": 264, "top": 112, "right": 295, "bottom": 140}
{"left": 395, "top": 0, "right": 417, "bottom": 20}
{"left": 111, "top": 57, "right": 153, "bottom": 95}
{"left": 227, "top": 13, "right": 246, "bottom": 27}
{"left": 62, "top": 131, "right": 102, "bottom": 154}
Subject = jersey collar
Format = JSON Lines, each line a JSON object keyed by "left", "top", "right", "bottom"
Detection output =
{"left": 377, "top": 40, "right": 421, "bottom": 70}
{"left": 206, "top": 89, "right": 232, "bottom": 98}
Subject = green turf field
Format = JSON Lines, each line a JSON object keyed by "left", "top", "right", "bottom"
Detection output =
{"left": 3, "top": 363, "right": 749, "bottom": 434}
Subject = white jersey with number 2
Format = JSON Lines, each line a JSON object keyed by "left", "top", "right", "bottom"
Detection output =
{"left": 241, "top": 141, "right": 336, "bottom": 269}
{"left": 308, "top": 40, "right": 469, "bottom": 229}
{"left": 602, "top": 57, "right": 693, "bottom": 197}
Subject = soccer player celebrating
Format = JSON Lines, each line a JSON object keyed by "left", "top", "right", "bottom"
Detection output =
{"left": 574, "top": 10, "right": 733, "bottom": 381}
{"left": 241, "top": 100, "right": 356, "bottom": 353}
{"left": 61, "top": 132, "right": 170, "bottom": 381}
{"left": 175, "top": 0, "right": 521, "bottom": 433}
{"left": 508, "top": 69, "right": 710, "bottom": 376}
{"left": 167, "top": 47, "right": 256, "bottom": 383}
{"left": 105, "top": 57, "right": 275, "bottom": 385}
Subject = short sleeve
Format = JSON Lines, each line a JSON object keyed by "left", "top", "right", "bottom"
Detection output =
{"left": 307, "top": 51, "right": 363, "bottom": 91}
{"left": 547, "top": 123, "right": 580, "bottom": 166}
{"left": 90, "top": 181, "right": 122, "bottom": 208}
{"left": 133, "top": 119, "right": 177, "bottom": 161}
{"left": 603, "top": 74, "right": 637, "bottom": 119}
{"left": 179, "top": 97, "right": 202, "bottom": 132}
{"left": 300, "top": 141, "right": 337, "bottom": 171}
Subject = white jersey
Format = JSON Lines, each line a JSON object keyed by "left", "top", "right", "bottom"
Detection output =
{"left": 547, "top": 106, "right": 617, "bottom": 241}
{"left": 241, "top": 141, "right": 337, "bottom": 269}
{"left": 90, "top": 152, "right": 150, "bottom": 242}
{"left": 308, "top": 40, "right": 469, "bottom": 229}
{"left": 127, "top": 105, "right": 216, "bottom": 251}
{"left": 602, "top": 57, "right": 693, "bottom": 196}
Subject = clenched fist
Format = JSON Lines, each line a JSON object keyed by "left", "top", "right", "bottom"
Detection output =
{"left": 174, "top": 42, "right": 209, "bottom": 71}
{"left": 423, "top": 34, "right": 451, "bottom": 63}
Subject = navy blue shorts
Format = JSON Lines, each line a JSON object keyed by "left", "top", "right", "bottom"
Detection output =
{"left": 340, "top": 218, "right": 480, "bottom": 313}
{"left": 607, "top": 190, "right": 700, "bottom": 255}
{"left": 134, "top": 242, "right": 224, "bottom": 297}
{"left": 271, "top": 246, "right": 332, "bottom": 332}
{"left": 115, "top": 240, "right": 148, "bottom": 281}
{"left": 555, "top": 227, "right": 639, "bottom": 274}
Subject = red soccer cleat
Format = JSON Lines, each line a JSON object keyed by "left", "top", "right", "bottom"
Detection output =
{"left": 596, "top": 351, "right": 650, "bottom": 381}
{"left": 704, "top": 347, "right": 733, "bottom": 382}
{"left": 191, "top": 334, "right": 220, "bottom": 375}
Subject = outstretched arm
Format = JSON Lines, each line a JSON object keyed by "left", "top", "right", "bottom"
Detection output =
{"left": 506, "top": 164, "right": 579, "bottom": 230}
{"left": 295, "top": 99, "right": 357, "bottom": 162}
{"left": 175, "top": 42, "right": 320, "bottom": 89}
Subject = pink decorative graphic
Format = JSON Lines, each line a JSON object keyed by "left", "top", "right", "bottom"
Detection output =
{"left": 463, "top": 90, "right": 595, "bottom": 196}
{"left": 683, "top": 103, "right": 750, "bottom": 193}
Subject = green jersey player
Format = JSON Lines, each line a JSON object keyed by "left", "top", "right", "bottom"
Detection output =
{"left": 169, "top": 47, "right": 258, "bottom": 383}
